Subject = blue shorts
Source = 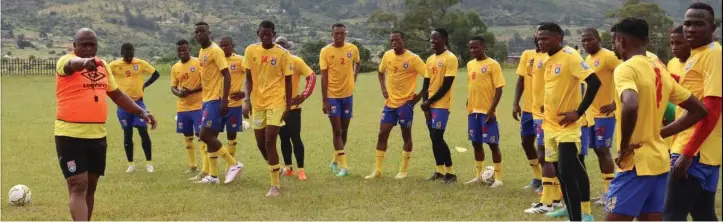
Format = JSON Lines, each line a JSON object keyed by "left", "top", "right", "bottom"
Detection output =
{"left": 225, "top": 106, "right": 244, "bottom": 133}
{"left": 381, "top": 104, "right": 414, "bottom": 128}
{"left": 117, "top": 99, "right": 147, "bottom": 129}
{"left": 606, "top": 170, "right": 668, "bottom": 217}
{"left": 176, "top": 110, "right": 201, "bottom": 135}
{"left": 590, "top": 117, "right": 615, "bottom": 148}
{"left": 580, "top": 126, "right": 590, "bottom": 156}
{"left": 521, "top": 112, "right": 535, "bottom": 136}
{"left": 426, "top": 108, "right": 450, "bottom": 130}
{"left": 534, "top": 119, "right": 544, "bottom": 146}
{"left": 328, "top": 96, "right": 353, "bottom": 119}
{"left": 468, "top": 113, "right": 500, "bottom": 144}
{"left": 201, "top": 100, "right": 226, "bottom": 132}
{"left": 671, "top": 154, "right": 721, "bottom": 192}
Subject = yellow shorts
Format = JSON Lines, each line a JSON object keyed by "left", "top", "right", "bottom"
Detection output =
{"left": 544, "top": 129, "right": 581, "bottom": 162}
{"left": 251, "top": 107, "right": 286, "bottom": 129}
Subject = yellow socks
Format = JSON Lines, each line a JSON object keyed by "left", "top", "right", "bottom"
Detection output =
{"left": 336, "top": 150, "right": 348, "bottom": 169}
{"left": 184, "top": 136, "right": 196, "bottom": 167}
{"left": 375, "top": 150, "right": 386, "bottom": 173}
{"left": 270, "top": 164, "right": 281, "bottom": 187}
{"left": 218, "top": 146, "right": 238, "bottom": 166}
{"left": 400, "top": 151, "right": 411, "bottom": 173}
{"left": 475, "top": 161, "right": 485, "bottom": 178}
{"left": 494, "top": 162, "right": 503, "bottom": 180}
{"left": 332, "top": 152, "right": 339, "bottom": 164}
{"left": 445, "top": 166, "right": 455, "bottom": 175}
{"left": 603, "top": 173, "right": 615, "bottom": 194}
{"left": 541, "top": 177, "right": 555, "bottom": 205}
{"left": 529, "top": 159, "right": 542, "bottom": 180}
{"left": 552, "top": 177, "right": 562, "bottom": 202}
{"left": 582, "top": 201, "right": 591, "bottom": 214}
{"left": 436, "top": 165, "right": 446, "bottom": 174}
{"left": 200, "top": 141, "right": 209, "bottom": 174}
{"left": 208, "top": 150, "right": 219, "bottom": 177}
{"left": 228, "top": 140, "right": 237, "bottom": 157}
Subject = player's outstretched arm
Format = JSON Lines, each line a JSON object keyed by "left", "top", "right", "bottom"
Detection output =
{"left": 63, "top": 57, "right": 98, "bottom": 74}
{"left": 108, "top": 89, "right": 156, "bottom": 129}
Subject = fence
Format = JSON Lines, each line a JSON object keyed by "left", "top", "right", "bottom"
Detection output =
{"left": 1, "top": 58, "right": 57, "bottom": 76}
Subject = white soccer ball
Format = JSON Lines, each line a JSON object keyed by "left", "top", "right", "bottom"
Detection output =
{"left": 8, "top": 184, "right": 31, "bottom": 206}
{"left": 480, "top": 166, "right": 496, "bottom": 185}
{"left": 242, "top": 120, "right": 250, "bottom": 131}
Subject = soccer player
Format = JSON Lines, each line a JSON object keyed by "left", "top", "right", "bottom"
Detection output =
{"left": 219, "top": 36, "right": 245, "bottom": 172}
{"left": 320, "top": 23, "right": 360, "bottom": 177}
{"left": 605, "top": 18, "right": 708, "bottom": 221}
{"left": 513, "top": 38, "right": 543, "bottom": 190}
{"left": 170, "top": 39, "right": 204, "bottom": 174}
{"left": 536, "top": 22, "right": 600, "bottom": 221}
{"left": 365, "top": 31, "right": 426, "bottom": 180}
{"left": 665, "top": 2, "right": 722, "bottom": 220}
{"left": 580, "top": 27, "right": 619, "bottom": 206}
{"left": 276, "top": 36, "right": 316, "bottom": 181}
{"left": 664, "top": 25, "right": 690, "bottom": 127}
{"left": 463, "top": 36, "right": 505, "bottom": 188}
{"left": 109, "top": 43, "right": 160, "bottom": 173}
{"left": 421, "top": 28, "right": 458, "bottom": 183}
{"left": 243, "top": 21, "right": 293, "bottom": 197}
{"left": 56, "top": 28, "right": 157, "bottom": 221}
{"left": 192, "top": 22, "right": 244, "bottom": 184}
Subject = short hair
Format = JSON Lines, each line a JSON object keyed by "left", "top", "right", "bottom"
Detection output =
{"left": 332, "top": 23, "right": 345, "bottom": 29}
{"left": 391, "top": 30, "right": 405, "bottom": 39}
{"left": 176, "top": 39, "right": 189, "bottom": 46}
{"left": 433, "top": 28, "right": 449, "bottom": 39}
{"left": 470, "top": 36, "right": 486, "bottom": 45}
{"left": 121, "top": 43, "right": 134, "bottom": 51}
{"left": 259, "top": 20, "right": 275, "bottom": 31}
{"left": 538, "top": 22, "right": 563, "bottom": 36}
{"left": 195, "top": 21, "right": 209, "bottom": 27}
{"left": 670, "top": 25, "right": 684, "bottom": 34}
{"left": 582, "top": 27, "right": 600, "bottom": 40}
{"left": 610, "top": 24, "right": 617, "bottom": 32}
{"left": 688, "top": 2, "right": 715, "bottom": 21}
{"left": 616, "top": 17, "right": 649, "bottom": 41}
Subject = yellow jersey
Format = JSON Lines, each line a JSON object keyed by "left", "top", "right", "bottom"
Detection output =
{"left": 613, "top": 55, "right": 691, "bottom": 175}
{"left": 290, "top": 55, "right": 314, "bottom": 109}
{"left": 466, "top": 57, "right": 505, "bottom": 114}
{"left": 542, "top": 46, "right": 593, "bottom": 132}
{"left": 672, "top": 42, "right": 722, "bottom": 166}
{"left": 109, "top": 58, "right": 156, "bottom": 101}
{"left": 516, "top": 49, "right": 537, "bottom": 113}
{"left": 170, "top": 57, "right": 202, "bottom": 112}
{"left": 378, "top": 50, "right": 426, "bottom": 108}
{"left": 55, "top": 54, "right": 119, "bottom": 139}
{"left": 667, "top": 57, "right": 686, "bottom": 77}
{"left": 531, "top": 52, "right": 549, "bottom": 119}
{"left": 226, "top": 53, "right": 245, "bottom": 108}
{"left": 198, "top": 42, "right": 229, "bottom": 102}
{"left": 585, "top": 48, "right": 622, "bottom": 119}
{"left": 243, "top": 43, "right": 292, "bottom": 110}
{"left": 320, "top": 43, "right": 360, "bottom": 98}
{"left": 425, "top": 50, "right": 458, "bottom": 110}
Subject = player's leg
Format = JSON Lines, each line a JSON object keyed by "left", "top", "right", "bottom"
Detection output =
{"left": 288, "top": 109, "right": 307, "bottom": 180}
{"left": 465, "top": 114, "right": 486, "bottom": 184}
{"left": 178, "top": 112, "right": 198, "bottom": 173}
{"left": 66, "top": 172, "right": 90, "bottom": 221}
{"left": 637, "top": 173, "right": 668, "bottom": 221}
{"left": 198, "top": 101, "right": 242, "bottom": 184}
{"left": 279, "top": 119, "right": 294, "bottom": 175}
{"left": 340, "top": 96, "right": 353, "bottom": 145}
{"left": 425, "top": 110, "right": 445, "bottom": 180}
{"left": 133, "top": 100, "right": 152, "bottom": 171}
{"left": 263, "top": 107, "right": 287, "bottom": 197}
{"left": 85, "top": 137, "right": 106, "bottom": 220}
{"left": 395, "top": 104, "right": 414, "bottom": 179}
{"left": 577, "top": 127, "right": 592, "bottom": 217}
{"left": 556, "top": 142, "right": 583, "bottom": 221}
{"left": 520, "top": 112, "right": 542, "bottom": 189}
{"left": 326, "top": 98, "right": 344, "bottom": 172}
{"left": 56, "top": 136, "right": 90, "bottom": 221}
{"left": 663, "top": 171, "right": 700, "bottom": 221}
{"left": 121, "top": 113, "right": 136, "bottom": 172}
{"left": 432, "top": 108, "right": 454, "bottom": 183}
{"left": 524, "top": 122, "right": 557, "bottom": 214}
{"left": 224, "top": 107, "right": 242, "bottom": 172}
{"left": 190, "top": 111, "right": 209, "bottom": 181}
{"left": 690, "top": 190, "right": 718, "bottom": 221}
{"left": 605, "top": 170, "right": 652, "bottom": 221}
{"left": 366, "top": 106, "right": 396, "bottom": 179}
{"left": 592, "top": 118, "right": 616, "bottom": 205}
{"left": 254, "top": 129, "right": 268, "bottom": 160}
{"left": 485, "top": 115, "right": 503, "bottom": 188}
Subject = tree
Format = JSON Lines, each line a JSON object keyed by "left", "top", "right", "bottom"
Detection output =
{"left": 352, "top": 40, "right": 377, "bottom": 72}
{"left": 298, "top": 39, "right": 327, "bottom": 74}
{"left": 608, "top": 0, "right": 674, "bottom": 61}
{"left": 600, "top": 31, "right": 612, "bottom": 50}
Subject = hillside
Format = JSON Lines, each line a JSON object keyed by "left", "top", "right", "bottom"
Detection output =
{"left": 1, "top": 0, "right": 720, "bottom": 60}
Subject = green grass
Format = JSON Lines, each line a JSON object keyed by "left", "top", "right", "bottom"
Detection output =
{"left": 1, "top": 70, "right": 721, "bottom": 220}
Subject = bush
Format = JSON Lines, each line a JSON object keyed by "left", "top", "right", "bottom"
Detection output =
{"left": 48, "top": 50, "right": 55, "bottom": 54}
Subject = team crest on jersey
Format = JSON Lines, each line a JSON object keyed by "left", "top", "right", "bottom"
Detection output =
{"left": 581, "top": 62, "right": 590, "bottom": 70}
{"left": 203, "top": 55, "right": 208, "bottom": 61}
{"left": 230, "top": 64, "right": 236, "bottom": 70}
{"left": 537, "top": 61, "right": 543, "bottom": 68}
{"left": 133, "top": 64, "right": 139, "bottom": 70}
{"left": 270, "top": 58, "right": 277, "bottom": 66}
{"left": 403, "top": 62, "right": 409, "bottom": 69}
{"left": 67, "top": 160, "right": 77, "bottom": 173}
{"left": 554, "top": 64, "right": 562, "bottom": 75}
{"left": 594, "top": 59, "right": 600, "bottom": 67}
{"left": 347, "top": 51, "right": 352, "bottom": 58}
{"left": 481, "top": 65, "right": 488, "bottom": 73}
{"left": 438, "top": 61, "right": 444, "bottom": 67}
{"left": 685, "top": 59, "right": 695, "bottom": 71}
{"left": 190, "top": 66, "right": 196, "bottom": 72}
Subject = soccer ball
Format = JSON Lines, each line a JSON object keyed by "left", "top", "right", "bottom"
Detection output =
{"left": 242, "top": 120, "right": 250, "bottom": 131}
{"left": 8, "top": 184, "right": 31, "bottom": 206}
{"left": 479, "top": 166, "right": 496, "bottom": 185}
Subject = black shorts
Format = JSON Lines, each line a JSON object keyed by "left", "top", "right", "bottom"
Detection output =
{"left": 55, "top": 136, "right": 107, "bottom": 179}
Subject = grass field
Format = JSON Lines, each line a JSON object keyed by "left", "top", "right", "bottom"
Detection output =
{"left": 1, "top": 69, "right": 721, "bottom": 220}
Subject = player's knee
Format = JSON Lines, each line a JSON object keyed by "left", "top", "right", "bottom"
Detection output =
{"left": 66, "top": 176, "right": 89, "bottom": 194}
{"left": 595, "top": 148, "right": 611, "bottom": 158}
{"left": 332, "top": 128, "right": 343, "bottom": 137}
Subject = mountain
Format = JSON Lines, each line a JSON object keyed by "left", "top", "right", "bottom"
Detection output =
{"left": 1, "top": 0, "right": 720, "bottom": 60}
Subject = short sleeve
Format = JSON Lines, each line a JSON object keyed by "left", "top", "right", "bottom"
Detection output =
{"left": 56, "top": 54, "right": 74, "bottom": 76}
{"left": 668, "top": 75, "right": 692, "bottom": 104}
{"left": 492, "top": 62, "right": 506, "bottom": 88}
{"left": 378, "top": 52, "right": 388, "bottom": 73}
{"left": 140, "top": 60, "right": 156, "bottom": 74}
{"left": 703, "top": 51, "right": 722, "bottom": 97}
{"left": 297, "top": 58, "right": 314, "bottom": 76}
{"left": 515, "top": 52, "right": 529, "bottom": 76}
{"left": 170, "top": 64, "right": 179, "bottom": 87}
{"left": 213, "top": 48, "right": 228, "bottom": 71}
{"left": 613, "top": 64, "right": 638, "bottom": 96}
{"left": 569, "top": 54, "right": 594, "bottom": 80}
{"left": 243, "top": 47, "right": 252, "bottom": 70}
{"left": 102, "top": 60, "right": 119, "bottom": 91}
{"left": 319, "top": 47, "right": 328, "bottom": 70}
{"left": 352, "top": 45, "right": 360, "bottom": 63}
{"left": 281, "top": 51, "right": 292, "bottom": 76}
{"left": 445, "top": 55, "right": 458, "bottom": 77}
{"left": 415, "top": 56, "right": 426, "bottom": 78}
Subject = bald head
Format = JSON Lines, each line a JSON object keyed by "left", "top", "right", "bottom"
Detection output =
{"left": 219, "top": 36, "right": 235, "bottom": 57}
{"left": 581, "top": 27, "right": 602, "bottom": 54}
{"left": 73, "top": 28, "right": 98, "bottom": 58}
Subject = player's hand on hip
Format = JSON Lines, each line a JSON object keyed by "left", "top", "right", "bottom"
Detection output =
{"left": 230, "top": 91, "right": 245, "bottom": 100}
{"left": 600, "top": 103, "right": 616, "bottom": 115}
{"left": 220, "top": 102, "right": 229, "bottom": 116}
{"left": 142, "top": 112, "right": 157, "bottom": 130}
{"left": 615, "top": 143, "right": 641, "bottom": 168}
{"left": 486, "top": 111, "right": 496, "bottom": 123}
{"left": 557, "top": 111, "right": 580, "bottom": 127}
{"left": 672, "top": 155, "right": 692, "bottom": 180}
{"left": 512, "top": 104, "right": 521, "bottom": 121}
